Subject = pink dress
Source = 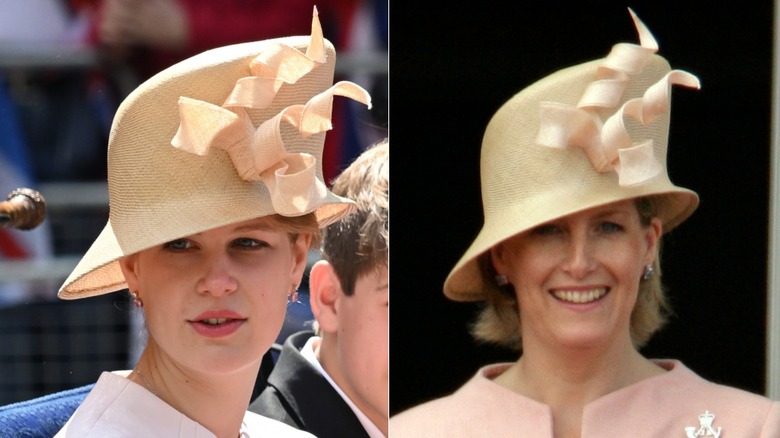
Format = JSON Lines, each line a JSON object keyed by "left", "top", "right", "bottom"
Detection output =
{"left": 390, "top": 360, "right": 780, "bottom": 437}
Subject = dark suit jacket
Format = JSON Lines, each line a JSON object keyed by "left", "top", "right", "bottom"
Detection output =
{"left": 249, "top": 331, "right": 371, "bottom": 438}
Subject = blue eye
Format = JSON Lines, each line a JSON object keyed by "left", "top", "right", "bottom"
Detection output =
{"left": 531, "top": 224, "right": 560, "bottom": 236}
{"left": 163, "top": 239, "right": 191, "bottom": 250}
{"left": 600, "top": 222, "right": 623, "bottom": 233}
{"left": 233, "top": 238, "right": 267, "bottom": 248}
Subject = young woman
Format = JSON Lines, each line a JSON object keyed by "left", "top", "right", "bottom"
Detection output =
{"left": 54, "top": 7, "right": 371, "bottom": 437}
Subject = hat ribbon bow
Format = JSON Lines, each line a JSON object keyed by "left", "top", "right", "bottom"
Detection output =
{"left": 171, "top": 7, "right": 372, "bottom": 216}
{"left": 536, "top": 8, "right": 700, "bottom": 186}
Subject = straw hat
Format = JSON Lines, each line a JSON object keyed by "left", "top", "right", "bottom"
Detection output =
{"left": 444, "top": 9, "right": 700, "bottom": 302}
{"left": 59, "top": 7, "right": 371, "bottom": 299}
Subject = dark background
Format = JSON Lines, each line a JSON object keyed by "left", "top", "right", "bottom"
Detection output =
{"left": 389, "top": 1, "right": 774, "bottom": 415}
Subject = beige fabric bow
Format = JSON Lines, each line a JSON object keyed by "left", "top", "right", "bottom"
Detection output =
{"left": 536, "top": 8, "right": 700, "bottom": 186}
{"left": 171, "top": 7, "right": 372, "bottom": 216}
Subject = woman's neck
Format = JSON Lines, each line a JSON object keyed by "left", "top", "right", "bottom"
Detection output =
{"left": 132, "top": 347, "right": 260, "bottom": 438}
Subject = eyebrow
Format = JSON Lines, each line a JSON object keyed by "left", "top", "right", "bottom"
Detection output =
{"left": 593, "top": 209, "right": 631, "bottom": 220}
{"left": 232, "top": 220, "right": 276, "bottom": 233}
{"left": 179, "top": 221, "right": 276, "bottom": 240}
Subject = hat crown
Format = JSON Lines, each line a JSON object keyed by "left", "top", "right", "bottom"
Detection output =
{"left": 481, "top": 55, "right": 680, "bottom": 225}
{"left": 108, "top": 36, "right": 336, "bottom": 256}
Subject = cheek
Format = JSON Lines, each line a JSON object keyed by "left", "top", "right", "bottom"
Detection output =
{"left": 341, "top": 300, "right": 388, "bottom": 364}
{"left": 249, "top": 278, "right": 290, "bottom": 315}
{"left": 242, "top": 253, "right": 294, "bottom": 291}
{"left": 245, "top": 283, "right": 290, "bottom": 349}
{"left": 365, "top": 306, "right": 388, "bottom": 361}
{"left": 610, "top": 242, "right": 647, "bottom": 276}
{"left": 141, "top": 290, "right": 187, "bottom": 349}
{"left": 504, "top": 241, "right": 554, "bottom": 272}
{"left": 137, "top": 277, "right": 182, "bottom": 319}
{"left": 506, "top": 251, "right": 551, "bottom": 294}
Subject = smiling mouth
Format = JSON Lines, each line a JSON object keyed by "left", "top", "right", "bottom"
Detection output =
{"left": 201, "top": 318, "right": 233, "bottom": 325}
{"left": 552, "top": 288, "right": 608, "bottom": 304}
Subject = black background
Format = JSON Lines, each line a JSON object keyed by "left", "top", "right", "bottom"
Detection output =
{"left": 388, "top": 1, "right": 774, "bottom": 415}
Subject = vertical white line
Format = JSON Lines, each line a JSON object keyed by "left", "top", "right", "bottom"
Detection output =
{"left": 767, "top": 0, "right": 780, "bottom": 400}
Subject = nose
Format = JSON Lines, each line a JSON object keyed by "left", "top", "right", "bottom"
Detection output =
{"left": 196, "top": 252, "right": 238, "bottom": 297}
{"left": 562, "top": 230, "right": 596, "bottom": 279}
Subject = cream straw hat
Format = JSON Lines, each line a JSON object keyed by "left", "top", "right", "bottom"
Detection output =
{"left": 444, "top": 9, "right": 699, "bottom": 302}
{"left": 59, "top": 7, "right": 371, "bottom": 299}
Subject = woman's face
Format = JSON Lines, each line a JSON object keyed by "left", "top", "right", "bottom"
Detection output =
{"left": 119, "top": 216, "right": 310, "bottom": 375}
{"left": 491, "top": 200, "right": 661, "bottom": 351}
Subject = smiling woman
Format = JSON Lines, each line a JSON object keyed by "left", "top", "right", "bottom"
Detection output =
{"left": 389, "top": 8, "right": 780, "bottom": 438}
{"left": 488, "top": 199, "right": 662, "bottom": 353}
{"left": 48, "top": 6, "right": 371, "bottom": 438}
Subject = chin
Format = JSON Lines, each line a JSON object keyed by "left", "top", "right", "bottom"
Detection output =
{"left": 555, "top": 327, "right": 614, "bottom": 350}
{"left": 197, "top": 344, "right": 266, "bottom": 375}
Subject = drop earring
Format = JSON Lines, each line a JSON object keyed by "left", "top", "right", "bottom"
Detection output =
{"left": 288, "top": 284, "right": 299, "bottom": 304}
{"left": 495, "top": 274, "right": 509, "bottom": 286}
{"left": 642, "top": 263, "right": 655, "bottom": 281}
{"left": 130, "top": 291, "right": 144, "bottom": 308}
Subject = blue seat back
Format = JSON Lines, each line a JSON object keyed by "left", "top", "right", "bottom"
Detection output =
{"left": 0, "top": 384, "right": 92, "bottom": 438}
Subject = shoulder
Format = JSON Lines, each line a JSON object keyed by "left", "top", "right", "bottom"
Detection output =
{"left": 55, "top": 372, "right": 133, "bottom": 435}
{"left": 653, "top": 360, "right": 775, "bottom": 405}
{"left": 390, "top": 395, "right": 457, "bottom": 435}
{"left": 602, "top": 360, "right": 780, "bottom": 437}
{"left": 243, "top": 411, "right": 315, "bottom": 437}
{"left": 673, "top": 362, "right": 780, "bottom": 432}
{"left": 390, "top": 363, "right": 547, "bottom": 437}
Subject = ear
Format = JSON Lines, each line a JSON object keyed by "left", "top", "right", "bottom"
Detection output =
{"left": 489, "top": 243, "right": 508, "bottom": 275}
{"left": 308, "top": 260, "right": 341, "bottom": 333}
{"left": 290, "top": 234, "right": 313, "bottom": 286}
{"left": 643, "top": 217, "right": 663, "bottom": 264}
{"left": 118, "top": 253, "right": 140, "bottom": 292}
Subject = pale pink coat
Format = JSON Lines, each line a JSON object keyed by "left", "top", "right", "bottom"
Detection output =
{"left": 389, "top": 360, "right": 780, "bottom": 437}
{"left": 54, "top": 371, "right": 315, "bottom": 437}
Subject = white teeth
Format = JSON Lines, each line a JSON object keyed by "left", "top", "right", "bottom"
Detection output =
{"left": 204, "top": 318, "right": 228, "bottom": 325}
{"left": 552, "top": 288, "right": 607, "bottom": 304}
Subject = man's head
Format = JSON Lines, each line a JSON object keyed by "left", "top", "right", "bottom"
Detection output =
{"left": 309, "top": 138, "right": 388, "bottom": 433}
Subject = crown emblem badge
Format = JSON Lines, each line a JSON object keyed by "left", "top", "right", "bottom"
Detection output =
{"left": 684, "top": 410, "right": 722, "bottom": 438}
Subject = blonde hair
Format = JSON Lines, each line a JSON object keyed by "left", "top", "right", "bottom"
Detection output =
{"left": 266, "top": 213, "right": 322, "bottom": 249}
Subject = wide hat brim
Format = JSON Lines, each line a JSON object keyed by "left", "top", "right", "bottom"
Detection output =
{"left": 443, "top": 55, "right": 699, "bottom": 302}
{"left": 61, "top": 192, "right": 353, "bottom": 300}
